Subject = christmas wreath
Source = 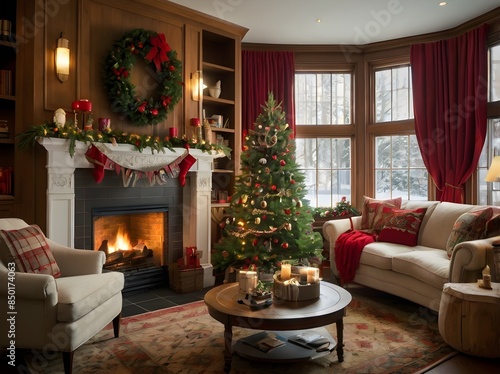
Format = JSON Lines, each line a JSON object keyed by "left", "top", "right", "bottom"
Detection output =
{"left": 103, "top": 28, "right": 183, "bottom": 126}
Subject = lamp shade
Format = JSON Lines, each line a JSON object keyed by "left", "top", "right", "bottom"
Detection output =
{"left": 485, "top": 156, "right": 500, "bottom": 182}
{"left": 56, "top": 36, "right": 70, "bottom": 82}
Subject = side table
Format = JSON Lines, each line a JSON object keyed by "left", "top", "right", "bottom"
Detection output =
{"left": 439, "top": 282, "right": 500, "bottom": 358}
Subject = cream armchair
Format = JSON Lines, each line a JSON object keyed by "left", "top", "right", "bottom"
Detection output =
{"left": 0, "top": 218, "right": 124, "bottom": 374}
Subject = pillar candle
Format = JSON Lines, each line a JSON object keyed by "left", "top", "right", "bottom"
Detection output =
{"left": 169, "top": 127, "right": 178, "bottom": 138}
{"left": 307, "top": 267, "right": 319, "bottom": 283}
{"left": 246, "top": 271, "right": 258, "bottom": 293}
{"left": 79, "top": 99, "right": 92, "bottom": 112}
{"left": 238, "top": 270, "right": 247, "bottom": 293}
{"left": 299, "top": 267, "right": 308, "bottom": 283}
{"left": 281, "top": 263, "right": 291, "bottom": 280}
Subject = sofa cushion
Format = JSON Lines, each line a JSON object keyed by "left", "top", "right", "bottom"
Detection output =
{"left": 56, "top": 271, "right": 124, "bottom": 322}
{"left": 445, "top": 208, "right": 493, "bottom": 258}
{"left": 419, "top": 202, "right": 477, "bottom": 250}
{"left": 391, "top": 249, "right": 450, "bottom": 290}
{"left": 359, "top": 242, "right": 414, "bottom": 270}
{"left": 360, "top": 196, "right": 402, "bottom": 231}
{"left": 378, "top": 207, "right": 427, "bottom": 246}
{"left": 0, "top": 225, "right": 61, "bottom": 278}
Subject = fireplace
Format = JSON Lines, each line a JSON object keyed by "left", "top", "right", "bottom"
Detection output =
{"left": 91, "top": 204, "right": 169, "bottom": 292}
{"left": 39, "top": 138, "right": 220, "bottom": 290}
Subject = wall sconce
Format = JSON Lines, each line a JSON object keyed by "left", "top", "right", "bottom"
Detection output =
{"left": 486, "top": 156, "right": 500, "bottom": 182}
{"left": 55, "top": 32, "right": 70, "bottom": 83}
{"left": 191, "top": 70, "right": 206, "bottom": 101}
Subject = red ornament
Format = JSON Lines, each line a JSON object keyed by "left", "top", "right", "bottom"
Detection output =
{"left": 151, "top": 108, "right": 158, "bottom": 116}
{"left": 284, "top": 209, "right": 291, "bottom": 215}
{"left": 273, "top": 238, "right": 279, "bottom": 244}
{"left": 255, "top": 183, "right": 260, "bottom": 188}
{"left": 271, "top": 185, "right": 277, "bottom": 190}
{"left": 252, "top": 239, "right": 258, "bottom": 246}
{"left": 222, "top": 250, "right": 229, "bottom": 258}
{"left": 272, "top": 155, "right": 278, "bottom": 160}
{"left": 280, "top": 160, "right": 286, "bottom": 166}
{"left": 282, "top": 242, "right": 289, "bottom": 249}
{"left": 290, "top": 179, "right": 296, "bottom": 184}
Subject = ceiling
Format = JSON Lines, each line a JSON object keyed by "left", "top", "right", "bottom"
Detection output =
{"left": 168, "top": 0, "right": 500, "bottom": 45}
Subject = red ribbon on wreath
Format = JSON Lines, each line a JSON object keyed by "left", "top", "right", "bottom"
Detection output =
{"left": 145, "top": 33, "right": 171, "bottom": 71}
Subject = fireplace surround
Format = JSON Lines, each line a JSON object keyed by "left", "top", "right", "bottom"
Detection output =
{"left": 39, "top": 138, "right": 221, "bottom": 289}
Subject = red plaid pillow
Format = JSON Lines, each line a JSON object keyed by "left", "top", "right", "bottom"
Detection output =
{"left": 0, "top": 225, "right": 61, "bottom": 278}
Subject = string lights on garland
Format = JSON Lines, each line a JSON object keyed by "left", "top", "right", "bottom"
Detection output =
{"left": 103, "top": 28, "right": 183, "bottom": 126}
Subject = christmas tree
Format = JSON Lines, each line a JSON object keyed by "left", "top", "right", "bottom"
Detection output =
{"left": 212, "top": 93, "right": 323, "bottom": 274}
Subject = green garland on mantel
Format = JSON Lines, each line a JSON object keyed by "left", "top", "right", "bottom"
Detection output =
{"left": 17, "top": 121, "right": 232, "bottom": 158}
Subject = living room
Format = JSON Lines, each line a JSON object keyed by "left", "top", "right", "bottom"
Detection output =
{"left": 1, "top": 0, "right": 500, "bottom": 372}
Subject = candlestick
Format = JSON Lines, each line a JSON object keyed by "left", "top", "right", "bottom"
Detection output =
{"left": 281, "top": 263, "right": 291, "bottom": 280}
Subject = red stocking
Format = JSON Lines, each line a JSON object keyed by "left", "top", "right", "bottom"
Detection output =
{"left": 178, "top": 154, "right": 196, "bottom": 187}
{"left": 85, "top": 145, "right": 109, "bottom": 183}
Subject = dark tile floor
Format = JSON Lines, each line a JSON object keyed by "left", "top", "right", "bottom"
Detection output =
{"left": 121, "top": 285, "right": 211, "bottom": 317}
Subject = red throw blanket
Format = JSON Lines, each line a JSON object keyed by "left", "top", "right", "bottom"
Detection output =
{"left": 334, "top": 230, "right": 376, "bottom": 285}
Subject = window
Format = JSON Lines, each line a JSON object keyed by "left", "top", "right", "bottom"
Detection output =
{"left": 478, "top": 45, "right": 500, "bottom": 205}
{"left": 371, "top": 64, "right": 427, "bottom": 200}
{"left": 374, "top": 135, "right": 427, "bottom": 200}
{"left": 295, "top": 73, "right": 351, "bottom": 125}
{"left": 294, "top": 72, "right": 353, "bottom": 208}
{"left": 490, "top": 44, "right": 500, "bottom": 102}
{"left": 296, "top": 138, "right": 352, "bottom": 207}
{"left": 375, "top": 65, "right": 413, "bottom": 122}
{"left": 478, "top": 119, "right": 500, "bottom": 205}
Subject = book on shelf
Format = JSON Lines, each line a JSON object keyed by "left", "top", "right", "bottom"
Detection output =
{"left": 242, "top": 332, "right": 285, "bottom": 353}
{"left": 288, "top": 331, "right": 331, "bottom": 352}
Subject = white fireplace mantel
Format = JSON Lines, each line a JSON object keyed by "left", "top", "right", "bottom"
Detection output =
{"left": 39, "top": 137, "right": 223, "bottom": 288}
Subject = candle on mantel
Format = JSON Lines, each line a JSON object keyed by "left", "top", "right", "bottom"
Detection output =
{"left": 281, "top": 263, "right": 291, "bottom": 280}
{"left": 79, "top": 99, "right": 92, "bottom": 112}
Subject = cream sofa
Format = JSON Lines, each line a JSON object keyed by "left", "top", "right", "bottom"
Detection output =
{"left": 0, "top": 218, "right": 124, "bottom": 374}
{"left": 323, "top": 201, "right": 499, "bottom": 312}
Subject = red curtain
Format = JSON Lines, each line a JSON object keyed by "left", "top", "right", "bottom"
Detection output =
{"left": 242, "top": 50, "right": 296, "bottom": 137}
{"left": 410, "top": 24, "right": 488, "bottom": 203}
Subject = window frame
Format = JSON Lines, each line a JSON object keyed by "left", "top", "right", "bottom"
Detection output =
{"left": 294, "top": 65, "right": 358, "bottom": 208}
{"left": 367, "top": 58, "right": 433, "bottom": 200}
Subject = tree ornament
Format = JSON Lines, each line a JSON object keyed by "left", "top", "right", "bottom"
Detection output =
{"left": 280, "top": 160, "right": 286, "bottom": 166}
{"left": 241, "top": 194, "right": 248, "bottom": 204}
{"left": 103, "top": 29, "right": 182, "bottom": 126}
{"left": 261, "top": 200, "right": 267, "bottom": 208}
{"left": 259, "top": 157, "right": 267, "bottom": 164}
{"left": 255, "top": 217, "right": 261, "bottom": 224}
{"left": 282, "top": 242, "right": 289, "bottom": 249}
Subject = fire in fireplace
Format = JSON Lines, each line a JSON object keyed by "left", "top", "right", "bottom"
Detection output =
{"left": 92, "top": 205, "right": 169, "bottom": 292}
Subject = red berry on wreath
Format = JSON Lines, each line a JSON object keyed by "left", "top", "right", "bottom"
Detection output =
{"left": 151, "top": 108, "right": 158, "bottom": 116}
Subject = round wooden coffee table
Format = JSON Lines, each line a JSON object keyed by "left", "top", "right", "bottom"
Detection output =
{"left": 204, "top": 281, "right": 352, "bottom": 373}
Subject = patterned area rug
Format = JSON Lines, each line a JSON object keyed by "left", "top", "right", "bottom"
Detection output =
{"left": 18, "top": 285, "right": 454, "bottom": 373}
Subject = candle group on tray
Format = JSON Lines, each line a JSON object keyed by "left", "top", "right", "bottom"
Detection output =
{"left": 280, "top": 264, "right": 319, "bottom": 284}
